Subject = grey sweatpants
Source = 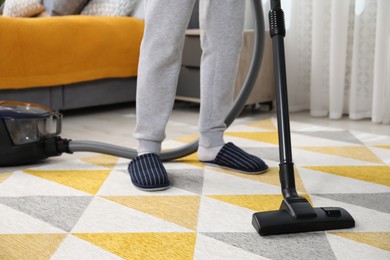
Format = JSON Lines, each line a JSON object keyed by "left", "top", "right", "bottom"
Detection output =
{"left": 134, "top": 0, "right": 245, "bottom": 154}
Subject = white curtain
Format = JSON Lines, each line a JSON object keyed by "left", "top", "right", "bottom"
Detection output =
{"left": 281, "top": 0, "right": 390, "bottom": 124}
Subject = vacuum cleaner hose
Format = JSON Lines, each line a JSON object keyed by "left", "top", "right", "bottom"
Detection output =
{"left": 68, "top": 0, "right": 265, "bottom": 161}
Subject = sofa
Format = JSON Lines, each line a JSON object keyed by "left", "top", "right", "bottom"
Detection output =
{"left": 0, "top": 0, "right": 273, "bottom": 111}
{"left": 0, "top": 0, "right": 208, "bottom": 111}
{"left": 0, "top": 0, "right": 149, "bottom": 111}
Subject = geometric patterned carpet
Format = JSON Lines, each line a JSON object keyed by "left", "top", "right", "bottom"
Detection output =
{"left": 0, "top": 118, "right": 389, "bottom": 259}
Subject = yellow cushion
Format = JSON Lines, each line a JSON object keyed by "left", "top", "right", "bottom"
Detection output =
{"left": 0, "top": 16, "right": 144, "bottom": 89}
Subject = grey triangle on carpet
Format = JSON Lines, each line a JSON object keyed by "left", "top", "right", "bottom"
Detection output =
{"left": 0, "top": 196, "right": 93, "bottom": 232}
{"left": 168, "top": 168, "right": 204, "bottom": 194}
{"left": 202, "top": 232, "right": 337, "bottom": 260}
{"left": 244, "top": 147, "right": 280, "bottom": 163}
{"left": 313, "top": 193, "right": 390, "bottom": 214}
{"left": 293, "top": 130, "right": 364, "bottom": 145}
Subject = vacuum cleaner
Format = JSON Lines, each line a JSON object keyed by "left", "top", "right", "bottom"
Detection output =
{"left": 0, "top": 0, "right": 354, "bottom": 235}
{"left": 251, "top": 0, "right": 355, "bottom": 235}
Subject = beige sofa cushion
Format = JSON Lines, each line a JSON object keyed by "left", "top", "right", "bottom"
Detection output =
{"left": 3, "top": 0, "right": 45, "bottom": 17}
{"left": 43, "top": 0, "right": 89, "bottom": 16}
{"left": 81, "top": 0, "right": 138, "bottom": 16}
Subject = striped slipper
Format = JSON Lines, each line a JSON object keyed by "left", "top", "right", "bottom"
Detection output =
{"left": 200, "top": 142, "right": 269, "bottom": 174}
{"left": 128, "top": 153, "right": 170, "bottom": 191}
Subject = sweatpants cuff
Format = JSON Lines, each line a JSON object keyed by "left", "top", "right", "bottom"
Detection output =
{"left": 137, "top": 140, "right": 162, "bottom": 155}
{"left": 199, "top": 131, "right": 225, "bottom": 148}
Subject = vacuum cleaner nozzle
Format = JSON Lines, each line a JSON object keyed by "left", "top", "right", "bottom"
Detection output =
{"left": 252, "top": 197, "right": 355, "bottom": 236}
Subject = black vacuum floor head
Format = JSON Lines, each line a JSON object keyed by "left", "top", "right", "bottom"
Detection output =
{"left": 252, "top": 207, "right": 355, "bottom": 236}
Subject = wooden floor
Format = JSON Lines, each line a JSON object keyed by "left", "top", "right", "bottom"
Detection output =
{"left": 61, "top": 101, "right": 389, "bottom": 151}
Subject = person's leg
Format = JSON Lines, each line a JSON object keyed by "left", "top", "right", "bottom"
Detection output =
{"left": 130, "top": 0, "right": 196, "bottom": 190}
{"left": 197, "top": 0, "right": 268, "bottom": 174}
{"left": 197, "top": 0, "right": 245, "bottom": 158}
{"left": 134, "top": 0, "right": 197, "bottom": 155}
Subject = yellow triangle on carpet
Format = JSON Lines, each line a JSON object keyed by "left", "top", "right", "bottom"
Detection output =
{"left": 208, "top": 194, "right": 312, "bottom": 212}
{"left": 298, "top": 146, "right": 383, "bottom": 164}
{"left": 175, "top": 134, "right": 199, "bottom": 144}
{"left": 174, "top": 152, "right": 204, "bottom": 168}
{"left": 225, "top": 131, "right": 279, "bottom": 145}
{"left": 330, "top": 232, "right": 390, "bottom": 252}
{"left": 0, "top": 234, "right": 66, "bottom": 260}
{"left": 375, "top": 146, "right": 390, "bottom": 150}
{"left": 214, "top": 167, "right": 307, "bottom": 193}
{"left": 304, "top": 166, "right": 390, "bottom": 186}
{"left": 104, "top": 196, "right": 201, "bottom": 230}
{"left": 74, "top": 232, "right": 197, "bottom": 260}
{"left": 246, "top": 118, "right": 277, "bottom": 130}
{"left": 24, "top": 169, "right": 111, "bottom": 194}
{"left": 0, "top": 172, "right": 12, "bottom": 184}
{"left": 81, "top": 154, "right": 119, "bottom": 169}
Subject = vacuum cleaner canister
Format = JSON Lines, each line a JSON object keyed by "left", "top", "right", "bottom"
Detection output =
{"left": 0, "top": 101, "right": 68, "bottom": 166}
